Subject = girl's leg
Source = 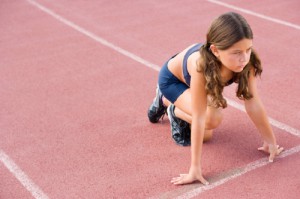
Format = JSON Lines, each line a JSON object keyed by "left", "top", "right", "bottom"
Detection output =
{"left": 170, "top": 89, "right": 223, "bottom": 141}
{"left": 163, "top": 96, "right": 192, "bottom": 123}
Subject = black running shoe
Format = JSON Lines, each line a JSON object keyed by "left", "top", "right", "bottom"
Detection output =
{"left": 147, "top": 86, "right": 166, "bottom": 123}
{"left": 167, "top": 104, "right": 191, "bottom": 146}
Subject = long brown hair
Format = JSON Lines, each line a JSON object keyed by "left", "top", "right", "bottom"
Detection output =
{"left": 198, "top": 12, "right": 262, "bottom": 108}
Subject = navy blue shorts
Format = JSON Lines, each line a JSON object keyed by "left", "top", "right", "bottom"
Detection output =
{"left": 158, "top": 59, "right": 189, "bottom": 104}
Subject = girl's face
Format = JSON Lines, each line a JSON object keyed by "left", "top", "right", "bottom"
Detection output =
{"left": 212, "top": 38, "right": 253, "bottom": 73}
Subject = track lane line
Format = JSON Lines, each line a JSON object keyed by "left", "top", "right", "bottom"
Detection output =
{"left": 26, "top": 0, "right": 161, "bottom": 72}
{"left": 207, "top": 0, "right": 300, "bottom": 30}
{"left": 226, "top": 98, "right": 300, "bottom": 138}
{"left": 0, "top": 150, "right": 49, "bottom": 199}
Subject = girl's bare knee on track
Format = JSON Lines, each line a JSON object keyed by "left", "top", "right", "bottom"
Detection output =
{"left": 205, "top": 107, "right": 223, "bottom": 130}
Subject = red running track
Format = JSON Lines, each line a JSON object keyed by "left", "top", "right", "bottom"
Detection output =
{"left": 1, "top": 0, "right": 300, "bottom": 198}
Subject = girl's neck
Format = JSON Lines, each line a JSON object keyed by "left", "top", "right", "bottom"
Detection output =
{"left": 220, "top": 65, "right": 234, "bottom": 83}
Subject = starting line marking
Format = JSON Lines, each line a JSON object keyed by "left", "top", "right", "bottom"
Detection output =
{"left": 0, "top": 150, "right": 49, "bottom": 199}
{"left": 173, "top": 145, "right": 300, "bottom": 199}
{"left": 207, "top": 0, "right": 300, "bottom": 30}
{"left": 2, "top": 0, "right": 296, "bottom": 198}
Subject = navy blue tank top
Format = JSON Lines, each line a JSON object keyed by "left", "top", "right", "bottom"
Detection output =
{"left": 183, "top": 43, "right": 202, "bottom": 86}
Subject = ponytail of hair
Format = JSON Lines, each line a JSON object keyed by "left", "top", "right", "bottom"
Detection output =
{"left": 235, "top": 49, "right": 262, "bottom": 100}
{"left": 198, "top": 43, "right": 228, "bottom": 108}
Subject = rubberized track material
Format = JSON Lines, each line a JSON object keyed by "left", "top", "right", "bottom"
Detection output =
{"left": 1, "top": 0, "right": 300, "bottom": 198}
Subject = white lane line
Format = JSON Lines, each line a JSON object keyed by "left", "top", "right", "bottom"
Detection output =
{"left": 174, "top": 144, "right": 300, "bottom": 199}
{"left": 207, "top": 0, "right": 300, "bottom": 30}
{"left": 26, "top": 0, "right": 161, "bottom": 72}
{"left": 226, "top": 98, "right": 300, "bottom": 138}
{"left": 0, "top": 150, "right": 49, "bottom": 199}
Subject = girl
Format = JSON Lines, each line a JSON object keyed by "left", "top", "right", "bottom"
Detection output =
{"left": 147, "top": 12, "right": 284, "bottom": 185}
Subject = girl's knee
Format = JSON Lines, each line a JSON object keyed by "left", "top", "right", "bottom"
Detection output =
{"left": 206, "top": 108, "right": 223, "bottom": 130}
{"left": 206, "top": 118, "right": 222, "bottom": 130}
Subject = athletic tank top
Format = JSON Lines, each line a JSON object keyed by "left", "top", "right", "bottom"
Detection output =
{"left": 183, "top": 43, "right": 202, "bottom": 86}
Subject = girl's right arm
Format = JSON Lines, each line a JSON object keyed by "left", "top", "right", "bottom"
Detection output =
{"left": 171, "top": 64, "right": 209, "bottom": 185}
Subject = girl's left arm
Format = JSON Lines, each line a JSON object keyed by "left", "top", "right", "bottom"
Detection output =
{"left": 244, "top": 68, "right": 284, "bottom": 162}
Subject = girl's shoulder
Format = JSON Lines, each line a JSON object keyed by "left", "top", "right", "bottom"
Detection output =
{"left": 169, "top": 44, "right": 197, "bottom": 65}
{"left": 179, "top": 43, "right": 202, "bottom": 55}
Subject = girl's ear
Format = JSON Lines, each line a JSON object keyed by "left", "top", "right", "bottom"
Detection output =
{"left": 210, "top": 44, "right": 220, "bottom": 58}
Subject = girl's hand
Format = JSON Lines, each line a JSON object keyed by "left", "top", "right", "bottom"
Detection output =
{"left": 171, "top": 166, "right": 209, "bottom": 185}
{"left": 258, "top": 142, "right": 284, "bottom": 162}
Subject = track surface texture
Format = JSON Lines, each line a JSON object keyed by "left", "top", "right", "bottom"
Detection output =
{"left": 1, "top": 0, "right": 299, "bottom": 198}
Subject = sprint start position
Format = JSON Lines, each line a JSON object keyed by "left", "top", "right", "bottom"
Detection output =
{"left": 147, "top": 12, "right": 284, "bottom": 185}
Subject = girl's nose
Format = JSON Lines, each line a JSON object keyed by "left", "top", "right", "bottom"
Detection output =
{"left": 240, "top": 53, "right": 248, "bottom": 63}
